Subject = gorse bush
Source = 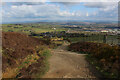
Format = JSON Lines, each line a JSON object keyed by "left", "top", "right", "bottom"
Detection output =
{"left": 92, "top": 45, "right": 119, "bottom": 60}
{"left": 68, "top": 42, "right": 120, "bottom": 78}
{"left": 68, "top": 42, "right": 99, "bottom": 54}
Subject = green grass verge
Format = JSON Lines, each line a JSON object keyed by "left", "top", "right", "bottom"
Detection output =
{"left": 33, "top": 49, "right": 51, "bottom": 78}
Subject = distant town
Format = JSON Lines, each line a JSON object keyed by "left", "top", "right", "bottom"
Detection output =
{"left": 61, "top": 23, "right": 120, "bottom": 35}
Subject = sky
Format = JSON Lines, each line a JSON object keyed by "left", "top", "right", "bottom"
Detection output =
{"left": 0, "top": 0, "right": 119, "bottom": 23}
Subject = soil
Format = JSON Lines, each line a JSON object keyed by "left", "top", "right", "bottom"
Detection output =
{"left": 42, "top": 41, "right": 101, "bottom": 79}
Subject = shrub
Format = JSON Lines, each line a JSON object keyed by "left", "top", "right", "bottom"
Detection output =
{"left": 68, "top": 42, "right": 120, "bottom": 78}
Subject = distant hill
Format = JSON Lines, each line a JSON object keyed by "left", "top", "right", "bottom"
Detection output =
{"left": 2, "top": 20, "right": 117, "bottom": 25}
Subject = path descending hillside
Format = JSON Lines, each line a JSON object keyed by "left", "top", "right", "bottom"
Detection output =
{"left": 42, "top": 41, "right": 101, "bottom": 79}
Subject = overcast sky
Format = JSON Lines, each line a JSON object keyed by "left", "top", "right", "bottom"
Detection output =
{"left": 0, "top": 0, "right": 119, "bottom": 23}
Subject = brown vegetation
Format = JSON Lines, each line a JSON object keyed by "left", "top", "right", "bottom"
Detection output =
{"left": 68, "top": 42, "right": 120, "bottom": 78}
{"left": 2, "top": 32, "right": 50, "bottom": 78}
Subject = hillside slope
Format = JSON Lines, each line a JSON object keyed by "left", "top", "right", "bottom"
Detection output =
{"left": 2, "top": 32, "right": 50, "bottom": 78}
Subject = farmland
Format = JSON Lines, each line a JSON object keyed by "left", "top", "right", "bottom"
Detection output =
{"left": 2, "top": 23, "right": 119, "bottom": 45}
{"left": 2, "top": 24, "right": 67, "bottom": 34}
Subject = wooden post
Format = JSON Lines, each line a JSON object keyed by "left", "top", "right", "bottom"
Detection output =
{"left": 103, "top": 34, "right": 107, "bottom": 44}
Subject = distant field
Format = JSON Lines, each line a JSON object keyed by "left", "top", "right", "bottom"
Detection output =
{"left": 2, "top": 24, "right": 67, "bottom": 34}
{"left": 68, "top": 35, "right": 119, "bottom": 45}
{"left": 2, "top": 24, "right": 119, "bottom": 45}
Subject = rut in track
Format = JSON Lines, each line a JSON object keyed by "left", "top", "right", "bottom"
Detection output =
{"left": 42, "top": 41, "right": 101, "bottom": 79}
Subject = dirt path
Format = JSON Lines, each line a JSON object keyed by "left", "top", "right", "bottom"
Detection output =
{"left": 42, "top": 41, "right": 100, "bottom": 78}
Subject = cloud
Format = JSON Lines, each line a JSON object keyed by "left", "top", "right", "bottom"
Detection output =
{"left": 49, "top": 0, "right": 119, "bottom": 8}
{"left": 84, "top": 2, "right": 109, "bottom": 8}
{"left": 2, "top": 0, "right": 47, "bottom": 2}
{"left": 86, "top": 12, "right": 89, "bottom": 16}
{"left": 2, "top": 3, "right": 75, "bottom": 19}
{"left": 84, "top": 2, "right": 117, "bottom": 8}
{"left": 83, "top": 2, "right": 118, "bottom": 20}
{"left": 2, "top": 0, "right": 120, "bottom": 2}
{"left": 1, "top": 1, "right": 118, "bottom": 23}
{"left": 10, "top": 2, "right": 45, "bottom": 6}
{"left": 49, "top": 0, "right": 119, "bottom": 2}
